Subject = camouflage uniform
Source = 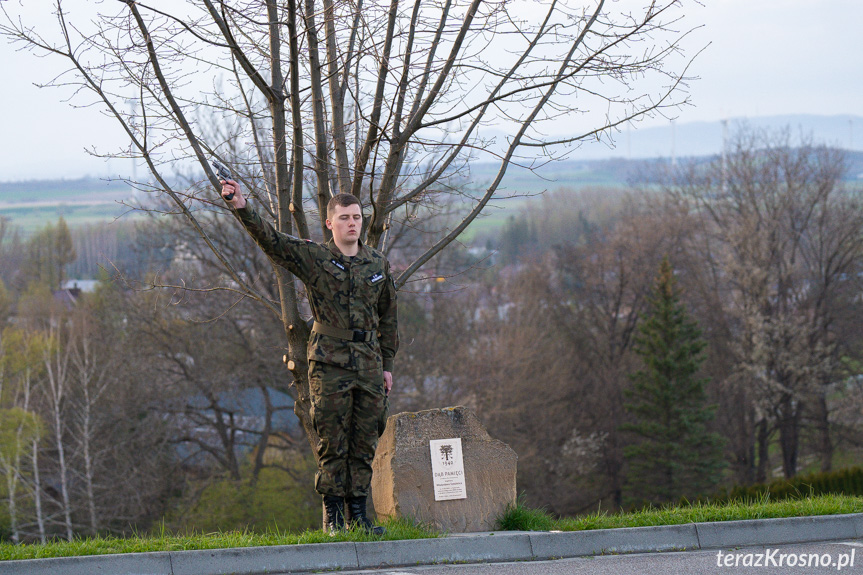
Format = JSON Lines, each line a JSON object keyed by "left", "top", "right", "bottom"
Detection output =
{"left": 236, "top": 204, "right": 398, "bottom": 497}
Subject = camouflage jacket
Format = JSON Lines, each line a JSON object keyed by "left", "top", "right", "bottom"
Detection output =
{"left": 236, "top": 204, "right": 398, "bottom": 373}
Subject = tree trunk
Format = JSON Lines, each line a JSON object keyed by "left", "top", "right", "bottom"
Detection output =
{"left": 813, "top": 392, "right": 833, "bottom": 472}
{"left": 3, "top": 468, "right": 19, "bottom": 544}
{"left": 303, "top": 0, "right": 333, "bottom": 220}
{"left": 54, "top": 407, "right": 74, "bottom": 540}
{"left": 82, "top": 389, "right": 98, "bottom": 534}
{"left": 730, "top": 393, "right": 756, "bottom": 485}
{"left": 777, "top": 394, "right": 801, "bottom": 479}
{"left": 31, "top": 439, "right": 46, "bottom": 544}
{"left": 46, "top": 336, "right": 74, "bottom": 540}
{"left": 250, "top": 387, "right": 273, "bottom": 487}
{"left": 755, "top": 418, "right": 769, "bottom": 483}
{"left": 606, "top": 437, "right": 624, "bottom": 511}
{"left": 269, "top": 0, "right": 317, "bottom": 454}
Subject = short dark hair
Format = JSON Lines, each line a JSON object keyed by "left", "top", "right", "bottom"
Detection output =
{"left": 327, "top": 193, "right": 362, "bottom": 219}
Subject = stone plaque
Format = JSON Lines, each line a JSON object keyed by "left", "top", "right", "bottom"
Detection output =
{"left": 371, "top": 406, "right": 517, "bottom": 532}
{"left": 429, "top": 438, "right": 467, "bottom": 501}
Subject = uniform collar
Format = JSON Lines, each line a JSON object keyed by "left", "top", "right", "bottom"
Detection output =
{"left": 325, "top": 238, "right": 373, "bottom": 264}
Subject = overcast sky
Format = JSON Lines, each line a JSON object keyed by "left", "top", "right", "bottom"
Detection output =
{"left": 1, "top": 0, "right": 861, "bottom": 181}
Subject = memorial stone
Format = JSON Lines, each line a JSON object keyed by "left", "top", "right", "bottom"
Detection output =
{"left": 371, "top": 406, "right": 517, "bottom": 533}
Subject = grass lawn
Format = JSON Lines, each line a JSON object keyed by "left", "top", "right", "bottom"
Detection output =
{"left": 498, "top": 493, "right": 863, "bottom": 532}
{"left": 3, "top": 494, "right": 861, "bottom": 561}
{"left": 0, "top": 517, "right": 438, "bottom": 561}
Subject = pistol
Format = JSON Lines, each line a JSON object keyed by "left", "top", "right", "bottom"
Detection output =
{"left": 212, "top": 160, "right": 235, "bottom": 200}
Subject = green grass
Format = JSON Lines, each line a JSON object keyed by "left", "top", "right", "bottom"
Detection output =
{"left": 0, "top": 517, "right": 438, "bottom": 561}
{"left": 0, "top": 203, "right": 140, "bottom": 235}
{"left": 497, "top": 493, "right": 863, "bottom": 532}
{"left": 5, "top": 495, "right": 861, "bottom": 561}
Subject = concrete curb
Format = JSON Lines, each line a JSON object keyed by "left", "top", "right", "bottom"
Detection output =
{"left": 529, "top": 523, "right": 700, "bottom": 559}
{"left": 694, "top": 513, "right": 863, "bottom": 549}
{"left": 2, "top": 513, "right": 861, "bottom": 575}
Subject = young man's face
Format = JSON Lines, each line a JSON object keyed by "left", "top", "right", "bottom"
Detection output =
{"left": 326, "top": 203, "right": 363, "bottom": 245}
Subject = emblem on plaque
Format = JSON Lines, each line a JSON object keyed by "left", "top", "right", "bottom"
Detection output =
{"left": 429, "top": 438, "right": 467, "bottom": 501}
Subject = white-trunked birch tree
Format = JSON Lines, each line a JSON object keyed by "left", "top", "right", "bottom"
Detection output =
{"left": 1, "top": 0, "right": 700, "bottom": 449}
{"left": 0, "top": 330, "right": 47, "bottom": 544}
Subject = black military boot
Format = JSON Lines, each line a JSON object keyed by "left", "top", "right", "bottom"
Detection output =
{"left": 346, "top": 495, "right": 385, "bottom": 535}
{"left": 322, "top": 495, "right": 345, "bottom": 534}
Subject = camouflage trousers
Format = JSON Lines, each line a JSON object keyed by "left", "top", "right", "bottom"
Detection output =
{"left": 309, "top": 361, "right": 389, "bottom": 497}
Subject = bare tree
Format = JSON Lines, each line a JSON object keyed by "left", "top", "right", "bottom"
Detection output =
{"left": 67, "top": 313, "right": 114, "bottom": 535}
{"left": 76, "top": 289, "right": 181, "bottom": 536}
{"left": 42, "top": 323, "right": 75, "bottom": 540}
{"left": 668, "top": 127, "right": 863, "bottom": 479}
{"left": 0, "top": 330, "right": 46, "bottom": 543}
{"left": 29, "top": 436, "right": 46, "bottom": 544}
{"left": 1, "top": 0, "right": 701, "bottom": 450}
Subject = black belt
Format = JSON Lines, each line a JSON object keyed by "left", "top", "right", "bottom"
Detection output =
{"left": 312, "top": 321, "right": 375, "bottom": 342}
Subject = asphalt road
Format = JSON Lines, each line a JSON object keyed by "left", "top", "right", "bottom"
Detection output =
{"left": 323, "top": 539, "right": 863, "bottom": 575}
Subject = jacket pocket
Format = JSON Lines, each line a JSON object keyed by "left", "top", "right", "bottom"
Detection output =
{"left": 363, "top": 271, "right": 385, "bottom": 300}
{"left": 322, "top": 259, "right": 348, "bottom": 281}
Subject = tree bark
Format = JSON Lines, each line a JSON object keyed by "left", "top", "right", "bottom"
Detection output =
{"left": 813, "top": 392, "right": 833, "bottom": 472}
{"left": 777, "top": 394, "right": 801, "bottom": 479}
{"left": 755, "top": 417, "right": 769, "bottom": 483}
{"left": 31, "top": 438, "right": 46, "bottom": 543}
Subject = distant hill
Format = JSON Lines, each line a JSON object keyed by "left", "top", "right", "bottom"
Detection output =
{"left": 0, "top": 177, "right": 132, "bottom": 203}
{"left": 473, "top": 114, "right": 863, "bottom": 162}
{"left": 0, "top": 177, "right": 138, "bottom": 235}
{"left": 607, "top": 114, "right": 863, "bottom": 160}
{"left": 3, "top": 116, "right": 863, "bottom": 234}
{"left": 467, "top": 149, "right": 863, "bottom": 195}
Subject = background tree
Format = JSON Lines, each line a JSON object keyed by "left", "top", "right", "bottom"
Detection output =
{"left": 621, "top": 256, "right": 725, "bottom": 506}
{"left": 436, "top": 189, "right": 682, "bottom": 513}
{"left": 41, "top": 322, "right": 76, "bottom": 541}
{"left": 0, "top": 280, "right": 11, "bottom": 329}
{"left": 3, "top": 132, "right": 863, "bottom": 534}
{"left": 0, "top": 0, "right": 702, "bottom": 452}
{"left": 0, "top": 329, "right": 47, "bottom": 544}
{"left": 19, "top": 216, "right": 76, "bottom": 291}
{"left": 669, "top": 127, "right": 863, "bottom": 480}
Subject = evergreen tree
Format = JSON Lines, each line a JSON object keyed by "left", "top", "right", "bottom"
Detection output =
{"left": 621, "top": 256, "right": 725, "bottom": 506}
{"left": 500, "top": 214, "right": 532, "bottom": 264}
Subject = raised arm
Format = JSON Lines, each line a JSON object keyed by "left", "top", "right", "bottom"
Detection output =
{"left": 222, "top": 180, "right": 316, "bottom": 283}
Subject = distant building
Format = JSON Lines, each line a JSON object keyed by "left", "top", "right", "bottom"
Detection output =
{"left": 51, "top": 280, "right": 99, "bottom": 311}
{"left": 52, "top": 287, "right": 81, "bottom": 309}
{"left": 61, "top": 279, "right": 99, "bottom": 293}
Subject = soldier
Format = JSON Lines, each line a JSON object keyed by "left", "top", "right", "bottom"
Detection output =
{"left": 221, "top": 179, "right": 398, "bottom": 535}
